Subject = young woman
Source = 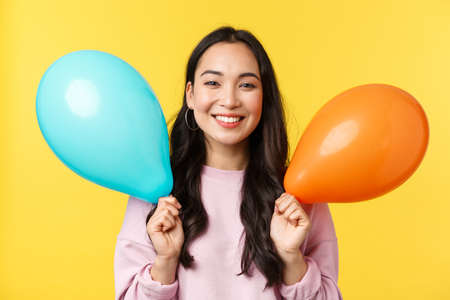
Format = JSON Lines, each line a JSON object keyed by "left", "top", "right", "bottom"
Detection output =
{"left": 114, "top": 26, "right": 343, "bottom": 300}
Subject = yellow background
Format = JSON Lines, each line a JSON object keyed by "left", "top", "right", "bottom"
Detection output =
{"left": 1, "top": 0, "right": 449, "bottom": 299}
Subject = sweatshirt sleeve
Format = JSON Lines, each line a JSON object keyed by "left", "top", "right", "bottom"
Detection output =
{"left": 114, "top": 196, "right": 179, "bottom": 300}
{"left": 278, "top": 202, "right": 343, "bottom": 300}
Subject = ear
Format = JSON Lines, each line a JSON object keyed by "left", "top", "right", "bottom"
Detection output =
{"left": 185, "top": 81, "right": 194, "bottom": 109}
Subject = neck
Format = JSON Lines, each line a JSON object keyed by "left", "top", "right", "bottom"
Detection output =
{"left": 204, "top": 138, "right": 249, "bottom": 171}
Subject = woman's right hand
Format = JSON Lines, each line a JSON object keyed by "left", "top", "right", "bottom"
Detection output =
{"left": 147, "top": 195, "right": 184, "bottom": 260}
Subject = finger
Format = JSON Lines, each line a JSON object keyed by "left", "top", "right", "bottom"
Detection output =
{"left": 275, "top": 192, "right": 287, "bottom": 203}
{"left": 160, "top": 209, "right": 178, "bottom": 221}
{"left": 162, "top": 196, "right": 182, "bottom": 209}
{"left": 287, "top": 209, "right": 302, "bottom": 222}
{"left": 277, "top": 195, "right": 298, "bottom": 213}
{"left": 286, "top": 210, "right": 302, "bottom": 226}
{"left": 275, "top": 193, "right": 290, "bottom": 208}
{"left": 156, "top": 198, "right": 181, "bottom": 214}
{"left": 282, "top": 202, "right": 299, "bottom": 218}
{"left": 161, "top": 205, "right": 179, "bottom": 217}
{"left": 149, "top": 216, "right": 168, "bottom": 233}
{"left": 150, "top": 210, "right": 176, "bottom": 229}
{"left": 290, "top": 207, "right": 311, "bottom": 227}
{"left": 158, "top": 214, "right": 176, "bottom": 232}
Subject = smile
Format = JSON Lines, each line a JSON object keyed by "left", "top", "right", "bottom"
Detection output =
{"left": 213, "top": 115, "right": 245, "bottom": 128}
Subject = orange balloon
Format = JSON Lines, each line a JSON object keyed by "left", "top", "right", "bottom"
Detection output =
{"left": 284, "top": 83, "right": 429, "bottom": 204}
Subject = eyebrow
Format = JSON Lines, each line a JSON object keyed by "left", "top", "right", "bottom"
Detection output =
{"left": 200, "top": 70, "right": 260, "bottom": 80}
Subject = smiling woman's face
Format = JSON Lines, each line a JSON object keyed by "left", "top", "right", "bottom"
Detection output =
{"left": 186, "top": 41, "right": 263, "bottom": 149}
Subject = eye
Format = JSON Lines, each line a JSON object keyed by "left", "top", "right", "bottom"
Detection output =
{"left": 240, "top": 82, "right": 256, "bottom": 88}
{"left": 204, "top": 80, "right": 219, "bottom": 86}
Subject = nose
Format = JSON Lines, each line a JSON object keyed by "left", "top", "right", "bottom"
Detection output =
{"left": 219, "top": 85, "right": 240, "bottom": 109}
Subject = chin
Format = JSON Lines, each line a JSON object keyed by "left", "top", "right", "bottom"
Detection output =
{"left": 206, "top": 131, "right": 250, "bottom": 147}
{"left": 220, "top": 137, "right": 249, "bottom": 146}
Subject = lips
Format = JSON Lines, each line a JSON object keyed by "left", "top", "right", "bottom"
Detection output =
{"left": 214, "top": 115, "right": 243, "bottom": 128}
{"left": 212, "top": 113, "right": 245, "bottom": 120}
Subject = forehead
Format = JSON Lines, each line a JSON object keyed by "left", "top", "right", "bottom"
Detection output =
{"left": 196, "top": 41, "right": 260, "bottom": 75}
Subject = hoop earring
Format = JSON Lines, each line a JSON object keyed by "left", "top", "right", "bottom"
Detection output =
{"left": 185, "top": 108, "right": 199, "bottom": 131}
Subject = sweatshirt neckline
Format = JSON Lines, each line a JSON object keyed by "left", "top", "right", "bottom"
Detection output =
{"left": 201, "top": 164, "right": 246, "bottom": 183}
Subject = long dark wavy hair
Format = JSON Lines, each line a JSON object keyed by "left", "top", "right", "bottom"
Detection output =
{"left": 146, "top": 26, "right": 289, "bottom": 289}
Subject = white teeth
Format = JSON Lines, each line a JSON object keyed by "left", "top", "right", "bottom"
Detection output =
{"left": 215, "top": 115, "right": 241, "bottom": 123}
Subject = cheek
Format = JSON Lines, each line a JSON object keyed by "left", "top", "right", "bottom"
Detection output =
{"left": 193, "top": 87, "right": 218, "bottom": 113}
{"left": 244, "top": 92, "right": 263, "bottom": 117}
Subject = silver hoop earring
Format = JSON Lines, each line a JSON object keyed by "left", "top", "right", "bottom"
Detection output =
{"left": 185, "top": 108, "right": 199, "bottom": 131}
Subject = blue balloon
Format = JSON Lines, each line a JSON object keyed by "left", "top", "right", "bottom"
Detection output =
{"left": 36, "top": 50, "right": 172, "bottom": 203}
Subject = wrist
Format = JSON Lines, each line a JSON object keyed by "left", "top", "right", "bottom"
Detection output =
{"left": 277, "top": 250, "right": 308, "bottom": 285}
{"left": 150, "top": 256, "right": 180, "bottom": 285}
{"left": 277, "top": 248, "right": 303, "bottom": 264}
{"left": 156, "top": 253, "right": 180, "bottom": 262}
{"left": 154, "top": 255, "right": 180, "bottom": 269}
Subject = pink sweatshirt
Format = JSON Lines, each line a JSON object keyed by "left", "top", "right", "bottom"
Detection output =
{"left": 114, "top": 165, "right": 343, "bottom": 300}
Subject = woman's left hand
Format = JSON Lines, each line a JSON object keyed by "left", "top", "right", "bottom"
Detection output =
{"left": 270, "top": 193, "right": 311, "bottom": 256}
